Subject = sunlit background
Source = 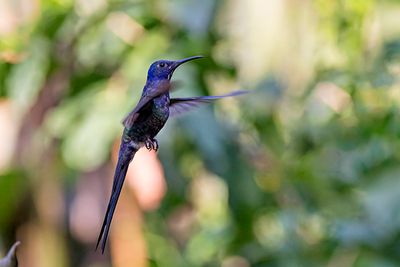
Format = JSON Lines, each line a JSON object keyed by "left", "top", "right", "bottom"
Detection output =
{"left": 1, "top": 0, "right": 400, "bottom": 266}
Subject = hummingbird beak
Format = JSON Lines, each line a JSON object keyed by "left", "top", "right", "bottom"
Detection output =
{"left": 169, "top": 55, "right": 203, "bottom": 72}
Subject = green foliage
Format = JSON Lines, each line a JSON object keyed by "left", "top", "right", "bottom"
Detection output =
{"left": 1, "top": 0, "right": 400, "bottom": 266}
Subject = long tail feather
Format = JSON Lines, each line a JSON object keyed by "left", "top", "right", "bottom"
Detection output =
{"left": 96, "top": 139, "right": 138, "bottom": 253}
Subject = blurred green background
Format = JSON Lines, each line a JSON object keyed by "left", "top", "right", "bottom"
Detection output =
{"left": 1, "top": 0, "right": 400, "bottom": 266}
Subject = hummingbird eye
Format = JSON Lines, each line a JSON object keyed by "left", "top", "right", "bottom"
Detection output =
{"left": 158, "top": 62, "right": 166, "bottom": 68}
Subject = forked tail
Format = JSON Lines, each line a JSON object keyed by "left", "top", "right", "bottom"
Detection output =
{"left": 96, "top": 138, "right": 138, "bottom": 253}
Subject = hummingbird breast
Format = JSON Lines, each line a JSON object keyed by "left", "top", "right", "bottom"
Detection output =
{"left": 124, "top": 94, "right": 170, "bottom": 143}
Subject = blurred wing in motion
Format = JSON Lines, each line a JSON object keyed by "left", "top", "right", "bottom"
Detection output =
{"left": 169, "top": 90, "right": 248, "bottom": 116}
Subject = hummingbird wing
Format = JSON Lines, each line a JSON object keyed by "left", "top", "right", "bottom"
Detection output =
{"left": 169, "top": 90, "right": 248, "bottom": 116}
{"left": 122, "top": 80, "right": 173, "bottom": 128}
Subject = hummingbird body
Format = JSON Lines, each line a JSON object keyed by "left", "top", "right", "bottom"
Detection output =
{"left": 124, "top": 93, "right": 170, "bottom": 143}
{"left": 96, "top": 56, "right": 247, "bottom": 253}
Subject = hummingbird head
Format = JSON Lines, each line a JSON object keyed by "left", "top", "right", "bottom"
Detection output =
{"left": 147, "top": 56, "right": 203, "bottom": 81}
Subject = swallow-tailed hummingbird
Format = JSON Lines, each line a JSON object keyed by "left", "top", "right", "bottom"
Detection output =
{"left": 96, "top": 56, "right": 246, "bottom": 253}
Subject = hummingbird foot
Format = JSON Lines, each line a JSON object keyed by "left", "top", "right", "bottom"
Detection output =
{"left": 152, "top": 139, "right": 159, "bottom": 151}
{"left": 145, "top": 138, "right": 159, "bottom": 151}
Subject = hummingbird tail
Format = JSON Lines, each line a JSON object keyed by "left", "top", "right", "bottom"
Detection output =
{"left": 96, "top": 139, "right": 138, "bottom": 254}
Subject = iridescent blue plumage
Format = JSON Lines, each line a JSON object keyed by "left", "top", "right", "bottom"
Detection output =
{"left": 96, "top": 56, "right": 247, "bottom": 253}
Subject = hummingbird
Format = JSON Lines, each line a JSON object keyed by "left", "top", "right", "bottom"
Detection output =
{"left": 96, "top": 56, "right": 246, "bottom": 253}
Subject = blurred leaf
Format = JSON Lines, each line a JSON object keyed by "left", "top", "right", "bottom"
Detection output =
{"left": 0, "top": 171, "right": 27, "bottom": 229}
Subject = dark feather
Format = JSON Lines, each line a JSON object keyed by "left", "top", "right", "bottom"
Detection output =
{"left": 96, "top": 140, "right": 138, "bottom": 254}
{"left": 122, "top": 80, "right": 173, "bottom": 128}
